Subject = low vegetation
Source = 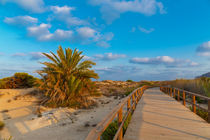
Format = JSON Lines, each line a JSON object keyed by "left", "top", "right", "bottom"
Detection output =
{"left": 101, "top": 113, "right": 132, "bottom": 140}
{"left": 189, "top": 106, "right": 208, "bottom": 121}
{"left": 168, "top": 77, "right": 210, "bottom": 97}
{"left": 37, "top": 46, "right": 99, "bottom": 108}
{"left": 0, "top": 72, "right": 38, "bottom": 89}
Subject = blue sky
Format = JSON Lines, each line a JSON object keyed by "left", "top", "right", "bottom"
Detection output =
{"left": 0, "top": 0, "right": 210, "bottom": 81}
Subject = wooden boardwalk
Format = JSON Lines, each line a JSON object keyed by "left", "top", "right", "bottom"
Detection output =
{"left": 124, "top": 88, "right": 210, "bottom": 140}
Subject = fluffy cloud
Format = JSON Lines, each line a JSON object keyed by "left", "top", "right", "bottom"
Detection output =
{"left": 77, "top": 27, "right": 96, "bottom": 38}
{"left": 4, "top": 16, "right": 38, "bottom": 26}
{"left": 94, "top": 53, "right": 126, "bottom": 61}
{"left": 50, "top": 5, "right": 87, "bottom": 26}
{"left": 27, "top": 23, "right": 113, "bottom": 46}
{"left": 196, "top": 41, "right": 210, "bottom": 56}
{"left": 0, "top": 0, "right": 45, "bottom": 13}
{"left": 27, "top": 23, "right": 53, "bottom": 41}
{"left": 129, "top": 56, "right": 198, "bottom": 67}
{"left": 89, "top": 0, "right": 166, "bottom": 23}
{"left": 27, "top": 23, "right": 74, "bottom": 41}
{"left": 51, "top": 5, "right": 75, "bottom": 15}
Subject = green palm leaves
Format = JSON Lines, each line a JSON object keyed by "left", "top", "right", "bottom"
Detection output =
{"left": 37, "top": 46, "right": 99, "bottom": 107}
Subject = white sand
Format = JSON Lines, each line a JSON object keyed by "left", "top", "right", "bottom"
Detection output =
{"left": 0, "top": 89, "right": 123, "bottom": 140}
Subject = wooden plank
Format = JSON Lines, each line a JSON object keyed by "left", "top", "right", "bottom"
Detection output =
{"left": 124, "top": 88, "right": 210, "bottom": 140}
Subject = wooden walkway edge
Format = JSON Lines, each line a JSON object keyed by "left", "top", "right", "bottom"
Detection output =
{"left": 124, "top": 88, "right": 210, "bottom": 140}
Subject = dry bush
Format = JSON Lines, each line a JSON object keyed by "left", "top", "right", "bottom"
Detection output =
{"left": 168, "top": 78, "right": 210, "bottom": 97}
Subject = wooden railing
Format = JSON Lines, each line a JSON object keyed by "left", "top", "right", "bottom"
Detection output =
{"left": 86, "top": 85, "right": 148, "bottom": 140}
{"left": 160, "top": 86, "right": 210, "bottom": 123}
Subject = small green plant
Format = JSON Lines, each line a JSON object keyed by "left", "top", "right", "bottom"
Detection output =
{"left": 189, "top": 106, "right": 208, "bottom": 121}
{"left": 0, "top": 121, "right": 5, "bottom": 130}
{"left": 126, "top": 80, "right": 133, "bottom": 82}
{"left": 101, "top": 113, "right": 132, "bottom": 140}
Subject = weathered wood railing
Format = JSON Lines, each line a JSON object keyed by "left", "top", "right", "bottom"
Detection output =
{"left": 86, "top": 85, "right": 148, "bottom": 140}
{"left": 160, "top": 86, "right": 210, "bottom": 123}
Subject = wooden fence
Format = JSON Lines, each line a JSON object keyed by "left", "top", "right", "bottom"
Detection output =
{"left": 160, "top": 86, "right": 210, "bottom": 123}
{"left": 85, "top": 85, "right": 148, "bottom": 140}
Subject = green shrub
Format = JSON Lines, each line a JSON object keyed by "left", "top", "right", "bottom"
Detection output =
{"left": 102, "top": 113, "right": 132, "bottom": 140}
{"left": 189, "top": 106, "right": 208, "bottom": 121}
{"left": 0, "top": 121, "right": 5, "bottom": 130}
{"left": 126, "top": 80, "right": 133, "bottom": 82}
{"left": 0, "top": 73, "right": 38, "bottom": 89}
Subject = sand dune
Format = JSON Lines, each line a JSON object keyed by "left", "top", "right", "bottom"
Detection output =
{"left": 0, "top": 88, "right": 124, "bottom": 140}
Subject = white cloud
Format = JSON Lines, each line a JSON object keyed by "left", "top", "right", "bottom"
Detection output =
{"left": 27, "top": 23, "right": 53, "bottom": 41}
{"left": 89, "top": 0, "right": 166, "bottom": 23}
{"left": 11, "top": 52, "right": 46, "bottom": 60}
{"left": 189, "top": 62, "right": 199, "bottom": 66}
{"left": 129, "top": 56, "right": 198, "bottom": 67}
{"left": 29, "top": 52, "right": 45, "bottom": 60}
{"left": 77, "top": 27, "right": 96, "bottom": 38}
{"left": 83, "top": 55, "right": 92, "bottom": 60}
{"left": 27, "top": 24, "right": 74, "bottom": 41}
{"left": 196, "top": 41, "right": 210, "bottom": 56}
{"left": 94, "top": 53, "right": 126, "bottom": 61}
{"left": 0, "top": 0, "right": 45, "bottom": 13}
{"left": 51, "top": 5, "right": 75, "bottom": 15}
{"left": 4, "top": 16, "right": 38, "bottom": 26}
{"left": 138, "top": 26, "right": 154, "bottom": 33}
{"left": 94, "top": 32, "right": 114, "bottom": 47}
{"left": 53, "top": 29, "right": 74, "bottom": 41}
{"left": 12, "top": 53, "right": 27, "bottom": 57}
{"left": 27, "top": 23, "right": 113, "bottom": 47}
{"left": 50, "top": 5, "right": 87, "bottom": 26}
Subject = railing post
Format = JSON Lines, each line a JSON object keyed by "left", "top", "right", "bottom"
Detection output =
{"left": 132, "top": 94, "right": 135, "bottom": 110}
{"left": 177, "top": 90, "right": 180, "bottom": 101}
{"left": 192, "top": 95, "right": 196, "bottom": 113}
{"left": 135, "top": 91, "right": 138, "bottom": 104}
{"left": 127, "top": 97, "right": 131, "bottom": 111}
{"left": 170, "top": 88, "right": 172, "bottom": 97}
{"left": 183, "top": 91, "right": 186, "bottom": 106}
{"left": 118, "top": 107, "right": 123, "bottom": 140}
{"left": 173, "top": 88, "right": 176, "bottom": 98}
{"left": 208, "top": 99, "right": 210, "bottom": 123}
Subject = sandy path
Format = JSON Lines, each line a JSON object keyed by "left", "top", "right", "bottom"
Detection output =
{"left": 0, "top": 89, "right": 123, "bottom": 140}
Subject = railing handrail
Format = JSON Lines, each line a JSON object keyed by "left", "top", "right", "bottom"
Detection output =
{"left": 86, "top": 85, "right": 148, "bottom": 140}
{"left": 160, "top": 86, "right": 210, "bottom": 123}
{"left": 162, "top": 86, "right": 210, "bottom": 100}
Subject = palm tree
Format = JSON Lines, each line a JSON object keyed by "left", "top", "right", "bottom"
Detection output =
{"left": 37, "top": 46, "right": 99, "bottom": 107}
